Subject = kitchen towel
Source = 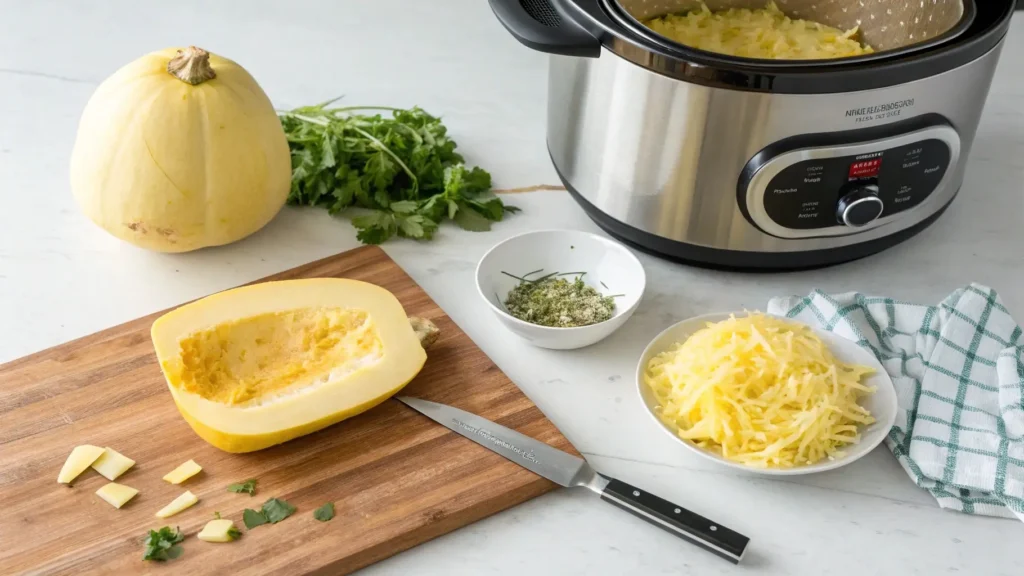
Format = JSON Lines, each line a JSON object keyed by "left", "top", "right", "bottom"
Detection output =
{"left": 768, "top": 284, "right": 1024, "bottom": 520}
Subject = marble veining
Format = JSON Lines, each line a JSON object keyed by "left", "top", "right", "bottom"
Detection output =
{"left": 1, "top": 0, "right": 1021, "bottom": 574}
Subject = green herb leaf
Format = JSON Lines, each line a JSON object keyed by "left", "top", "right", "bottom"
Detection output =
{"left": 452, "top": 202, "right": 493, "bottom": 232}
{"left": 465, "top": 195, "right": 506, "bottom": 221}
{"left": 227, "top": 527, "right": 243, "bottom": 540}
{"left": 227, "top": 479, "right": 258, "bottom": 496}
{"left": 142, "top": 526, "right": 185, "bottom": 562}
{"left": 352, "top": 211, "right": 398, "bottom": 245}
{"left": 280, "top": 103, "right": 518, "bottom": 245}
{"left": 261, "top": 498, "right": 297, "bottom": 524}
{"left": 242, "top": 508, "right": 269, "bottom": 529}
{"left": 214, "top": 511, "right": 221, "bottom": 519}
{"left": 456, "top": 165, "right": 492, "bottom": 195}
{"left": 389, "top": 200, "right": 417, "bottom": 214}
{"left": 319, "top": 132, "right": 337, "bottom": 170}
{"left": 313, "top": 502, "right": 336, "bottom": 522}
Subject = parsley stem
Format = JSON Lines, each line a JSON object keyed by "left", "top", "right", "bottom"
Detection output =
{"left": 502, "top": 270, "right": 582, "bottom": 284}
{"left": 313, "top": 95, "right": 346, "bottom": 108}
{"left": 329, "top": 106, "right": 403, "bottom": 113}
{"left": 347, "top": 125, "right": 419, "bottom": 193}
{"left": 326, "top": 107, "right": 424, "bottom": 146}
{"left": 283, "top": 112, "right": 330, "bottom": 126}
{"left": 531, "top": 272, "right": 559, "bottom": 283}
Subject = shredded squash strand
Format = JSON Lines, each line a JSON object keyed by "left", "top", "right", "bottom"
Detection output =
{"left": 644, "top": 1, "right": 873, "bottom": 61}
{"left": 645, "top": 313, "right": 876, "bottom": 468}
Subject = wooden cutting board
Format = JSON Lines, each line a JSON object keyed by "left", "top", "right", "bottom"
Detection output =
{"left": 0, "top": 246, "right": 577, "bottom": 575}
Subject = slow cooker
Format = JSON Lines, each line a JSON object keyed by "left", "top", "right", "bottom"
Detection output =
{"left": 489, "top": 0, "right": 1015, "bottom": 270}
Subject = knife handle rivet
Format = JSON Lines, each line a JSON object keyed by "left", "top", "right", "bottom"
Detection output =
{"left": 633, "top": 491, "right": 640, "bottom": 497}
{"left": 710, "top": 525, "right": 718, "bottom": 531}
{"left": 674, "top": 508, "right": 681, "bottom": 514}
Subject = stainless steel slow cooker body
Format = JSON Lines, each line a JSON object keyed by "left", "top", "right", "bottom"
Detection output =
{"left": 490, "top": 0, "right": 1016, "bottom": 269}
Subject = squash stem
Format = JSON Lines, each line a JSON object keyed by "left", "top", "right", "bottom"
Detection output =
{"left": 409, "top": 317, "right": 440, "bottom": 349}
{"left": 167, "top": 46, "right": 216, "bottom": 85}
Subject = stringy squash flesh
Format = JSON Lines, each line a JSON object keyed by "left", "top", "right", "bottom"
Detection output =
{"left": 644, "top": 314, "right": 876, "bottom": 468}
{"left": 152, "top": 279, "right": 434, "bottom": 453}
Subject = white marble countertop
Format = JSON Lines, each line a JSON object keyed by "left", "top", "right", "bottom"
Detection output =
{"left": 2, "top": 1, "right": 1023, "bottom": 574}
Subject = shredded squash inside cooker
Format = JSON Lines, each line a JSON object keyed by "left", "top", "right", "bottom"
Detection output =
{"left": 644, "top": 313, "right": 877, "bottom": 468}
{"left": 643, "top": 1, "right": 874, "bottom": 60}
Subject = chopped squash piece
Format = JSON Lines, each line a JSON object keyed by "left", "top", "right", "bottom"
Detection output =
{"left": 90, "top": 447, "right": 136, "bottom": 481}
{"left": 163, "top": 460, "right": 202, "bottom": 484}
{"left": 197, "top": 518, "right": 240, "bottom": 542}
{"left": 95, "top": 482, "right": 138, "bottom": 508}
{"left": 151, "top": 279, "right": 436, "bottom": 453}
{"left": 57, "top": 445, "right": 105, "bottom": 484}
{"left": 156, "top": 491, "right": 198, "bottom": 518}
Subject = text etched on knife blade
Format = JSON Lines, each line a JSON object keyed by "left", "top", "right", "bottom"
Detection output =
{"left": 452, "top": 418, "right": 539, "bottom": 464}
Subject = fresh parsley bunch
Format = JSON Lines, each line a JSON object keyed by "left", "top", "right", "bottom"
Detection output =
{"left": 280, "top": 99, "right": 519, "bottom": 244}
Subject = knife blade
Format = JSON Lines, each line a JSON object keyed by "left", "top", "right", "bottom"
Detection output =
{"left": 396, "top": 396, "right": 750, "bottom": 564}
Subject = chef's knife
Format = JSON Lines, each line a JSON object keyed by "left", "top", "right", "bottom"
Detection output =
{"left": 396, "top": 396, "right": 750, "bottom": 564}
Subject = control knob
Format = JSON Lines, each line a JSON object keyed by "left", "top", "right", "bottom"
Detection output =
{"left": 836, "top": 186, "right": 884, "bottom": 227}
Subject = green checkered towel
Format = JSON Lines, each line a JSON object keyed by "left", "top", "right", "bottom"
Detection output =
{"left": 768, "top": 284, "right": 1024, "bottom": 520}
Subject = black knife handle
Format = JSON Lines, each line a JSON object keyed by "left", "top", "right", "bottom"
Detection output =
{"left": 600, "top": 478, "right": 749, "bottom": 564}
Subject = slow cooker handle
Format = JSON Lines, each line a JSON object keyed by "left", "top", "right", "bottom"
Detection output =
{"left": 488, "top": 0, "right": 601, "bottom": 57}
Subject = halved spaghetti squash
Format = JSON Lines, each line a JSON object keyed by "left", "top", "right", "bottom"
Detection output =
{"left": 152, "top": 278, "right": 437, "bottom": 452}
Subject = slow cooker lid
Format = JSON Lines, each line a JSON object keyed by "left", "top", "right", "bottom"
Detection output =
{"left": 608, "top": 0, "right": 975, "bottom": 66}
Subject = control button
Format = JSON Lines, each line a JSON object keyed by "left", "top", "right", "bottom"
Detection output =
{"left": 836, "top": 186, "right": 884, "bottom": 227}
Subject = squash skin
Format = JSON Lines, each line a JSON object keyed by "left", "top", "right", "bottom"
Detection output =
{"left": 69, "top": 47, "right": 290, "bottom": 253}
{"left": 151, "top": 279, "right": 428, "bottom": 453}
{"left": 172, "top": 388, "right": 406, "bottom": 453}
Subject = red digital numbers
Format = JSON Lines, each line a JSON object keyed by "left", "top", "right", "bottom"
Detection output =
{"left": 848, "top": 158, "right": 882, "bottom": 179}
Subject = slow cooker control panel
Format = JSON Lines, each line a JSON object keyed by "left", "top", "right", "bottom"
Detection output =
{"left": 741, "top": 123, "right": 960, "bottom": 239}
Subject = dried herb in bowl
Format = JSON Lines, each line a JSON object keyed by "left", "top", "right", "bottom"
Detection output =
{"left": 502, "top": 270, "right": 619, "bottom": 328}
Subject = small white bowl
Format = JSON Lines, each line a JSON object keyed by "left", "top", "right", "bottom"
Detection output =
{"left": 636, "top": 312, "right": 899, "bottom": 476}
{"left": 475, "top": 230, "right": 646, "bottom": 350}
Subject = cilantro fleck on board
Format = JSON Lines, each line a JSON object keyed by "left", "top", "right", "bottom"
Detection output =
{"left": 279, "top": 100, "right": 519, "bottom": 244}
{"left": 313, "top": 502, "right": 335, "bottom": 522}
{"left": 242, "top": 508, "right": 269, "bottom": 529}
{"left": 142, "top": 526, "right": 185, "bottom": 562}
{"left": 227, "top": 478, "right": 258, "bottom": 496}
{"left": 262, "top": 498, "right": 297, "bottom": 523}
{"left": 243, "top": 497, "right": 297, "bottom": 529}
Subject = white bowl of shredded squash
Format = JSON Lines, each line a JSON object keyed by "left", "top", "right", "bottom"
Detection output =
{"left": 636, "top": 312, "right": 898, "bottom": 475}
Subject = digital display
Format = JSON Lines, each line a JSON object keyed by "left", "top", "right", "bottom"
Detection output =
{"left": 759, "top": 139, "right": 950, "bottom": 231}
{"left": 848, "top": 158, "right": 882, "bottom": 180}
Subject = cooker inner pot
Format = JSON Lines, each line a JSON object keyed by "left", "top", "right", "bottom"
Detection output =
{"left": 614, "top": 0, "right": 965, "bottom": 53}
